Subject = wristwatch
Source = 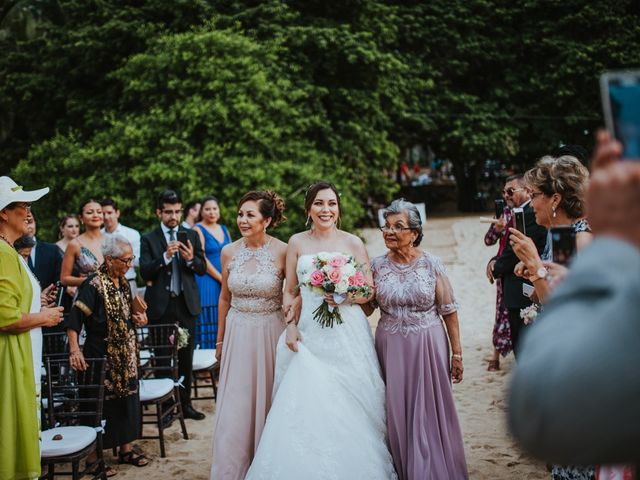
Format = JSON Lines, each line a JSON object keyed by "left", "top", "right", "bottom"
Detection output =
{"left": 529, "top": 266, "right": 548, "bottom": 282}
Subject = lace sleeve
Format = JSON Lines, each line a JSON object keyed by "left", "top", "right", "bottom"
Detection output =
{"left": 432, "top": 257, "right": 458, "bottom": 316}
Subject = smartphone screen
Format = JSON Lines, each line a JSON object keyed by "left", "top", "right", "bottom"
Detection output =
{"left": 55, "top": 282, "right": 65, "bottom": 307}
{"left": 551, "top": 226, "right": 576, "bottom": 265}
{"left": 177, "top": 231, "right": 189, "bottom": 245}
{"left": 494, "top": 199, "right": 505, "bottom": 218}
{"left": 601, "top": 71, "right": 640, "bottom": 160}
{"left": 513, "top": 207, "right": 526, "bottom": 234}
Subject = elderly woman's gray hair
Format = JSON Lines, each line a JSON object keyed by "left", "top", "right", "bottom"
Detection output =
{"left": 101, "top": 234, "right": 132, "bottom": 258}
{"left": 383, "top": 199, "right": 424, "bottom": 246}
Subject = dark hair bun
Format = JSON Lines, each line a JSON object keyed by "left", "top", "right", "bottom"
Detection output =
{"left": 238, "top": 190, "right": 287, "bottom": 229}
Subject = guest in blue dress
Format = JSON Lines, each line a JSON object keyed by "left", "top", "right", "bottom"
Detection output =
{"left": 194, "top": 196, "right": 231, "bottom": 349}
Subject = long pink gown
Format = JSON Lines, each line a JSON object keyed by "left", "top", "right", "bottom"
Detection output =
{"left": 210, "top": 240, "right": 284, "bottom": 480}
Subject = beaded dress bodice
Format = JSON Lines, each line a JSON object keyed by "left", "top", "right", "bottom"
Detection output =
{"left": 227, "top": 239, "right": 283, "bottom": 316}
{"left": 372, "top": 252, "right": 458, "bottom": 337}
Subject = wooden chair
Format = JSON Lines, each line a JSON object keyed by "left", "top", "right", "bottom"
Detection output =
{"left": 40, "top": 357, "right": 107, "bottom": 480}
{"left": 136, "top": 323, "right": 188, "bottom": 458}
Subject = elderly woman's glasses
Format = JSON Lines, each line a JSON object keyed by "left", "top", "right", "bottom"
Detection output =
{"left": 114, "top": 256, "right": 135, "bottom": 266}
{"left": 379, "top": 225, "right": 412, "bottom": 234}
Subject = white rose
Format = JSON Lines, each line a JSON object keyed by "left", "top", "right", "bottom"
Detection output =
{"left": 335, "top": 279, "right": 349, "bottom": 294}
{"left": 341, "top": 264, "right": 356, "bottom": 277}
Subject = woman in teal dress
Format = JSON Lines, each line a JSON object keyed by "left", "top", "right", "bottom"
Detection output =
{"left": 0, "top": 176, "right": 63, "bottom": 480}
{"left": 194, "top": 196, "right": 231, "bottom": 349}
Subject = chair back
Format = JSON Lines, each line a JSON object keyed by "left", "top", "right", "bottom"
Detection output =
{"left": 194, "top": 318, "right": 217, "bottom": 349}
{"left": 44, "top": 357, "right": 106, "bottom": 430}
{"left": 136, "top": 323, "right": 180, "bottom": 379}
{"left": 42, "top": 331, "right": 69, "bottom": 361}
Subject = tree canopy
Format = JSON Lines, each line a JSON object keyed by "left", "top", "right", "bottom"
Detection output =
{"left": 1, "top": 0, "right": 639, "bottom": 239}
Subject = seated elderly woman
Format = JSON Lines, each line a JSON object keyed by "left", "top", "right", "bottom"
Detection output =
{"left": 367, "top": 199, "right": 468, "bottom": 480}
{"left": 509, "top": 155, "right": 592, "bottom": 303}
{"left": 67, "top": 234, "right": 149, "bottom": 476}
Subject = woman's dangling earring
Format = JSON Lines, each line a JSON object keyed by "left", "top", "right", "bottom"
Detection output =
{"left": 305, "top": 215, "right": 311, "bottom": 227}
{"left": 552, "top": 207, "right": 557, "bottom": 218}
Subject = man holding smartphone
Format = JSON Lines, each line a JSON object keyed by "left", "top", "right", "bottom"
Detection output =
{"left": 140, "top": 190, "right": 207, "bottom": 421}
{"left": 487, "top": 174, "right": 547, "bottom": 357}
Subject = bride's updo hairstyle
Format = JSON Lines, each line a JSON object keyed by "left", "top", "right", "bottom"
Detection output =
{"left": 304, "top": 181, "right": 341, "bottom": 220}
{"left": 238, "top": 190, "right": 286, "bottom": 229}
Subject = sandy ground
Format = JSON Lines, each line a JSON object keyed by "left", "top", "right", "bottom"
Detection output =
{"left": 113, "top": 214, "right": 548, "bottom": 479}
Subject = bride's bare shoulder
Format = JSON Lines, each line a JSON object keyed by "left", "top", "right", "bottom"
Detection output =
{"left": 340, "top": 230, "right": 365, "bottom": 247}
{"left": 287, "top": 232, "right": 309, "bottom": 247}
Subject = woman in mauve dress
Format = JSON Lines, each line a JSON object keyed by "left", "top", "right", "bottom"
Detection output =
{"left": 370, "top": 199, "right": 468, "bottom": 480}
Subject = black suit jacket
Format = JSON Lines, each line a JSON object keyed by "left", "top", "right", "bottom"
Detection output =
{"left": 32, "top": 241, "right": 62, "bottom": 289}
{"left": 140, "top": 226, "right": 206, "bottom": 320}
{"left": 492, "top": 203, "right": 547, "bottom": 309}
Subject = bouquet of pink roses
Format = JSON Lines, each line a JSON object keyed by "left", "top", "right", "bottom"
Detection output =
{"left": 303, "top": 252, "right": 371, "bottom": 328}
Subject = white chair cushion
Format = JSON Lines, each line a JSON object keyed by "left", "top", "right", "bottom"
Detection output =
{"left": 139, "top": 378, "right": 174, "bottom": 402}
{"left": 41, "top": 426, "right": 96, "bottom": 458}
{"left": 41, "top": 398, "right": 62, "bottom": 409}
{"left": 192, "top": 349, "right": 217, "bottom": 371}
{"left": 139, "top": 349, "right": 152, "bottom": 366}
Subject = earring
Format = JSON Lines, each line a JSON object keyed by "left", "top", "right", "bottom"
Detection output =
{"left": 305, "top": 215, "right": 311, "bottom": 227}
{"left": 552, "top": 207, "right": 557, "bottom": 218}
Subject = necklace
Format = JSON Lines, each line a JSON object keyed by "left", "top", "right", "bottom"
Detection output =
{"left": 0, "top": 233, "right": 13, "bottom": 246}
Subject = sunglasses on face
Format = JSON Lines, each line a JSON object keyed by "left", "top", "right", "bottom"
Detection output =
{"left": 503, "top": 187, "right": 524, "bottom": 197}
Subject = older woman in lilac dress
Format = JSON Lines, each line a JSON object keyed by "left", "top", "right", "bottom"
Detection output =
{"left": 369, "top": 199, "right": 468, "bottom": 480}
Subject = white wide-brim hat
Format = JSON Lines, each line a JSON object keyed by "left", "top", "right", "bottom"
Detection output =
{"left": 0, "top": 176, "right": 49, "bottom": 211}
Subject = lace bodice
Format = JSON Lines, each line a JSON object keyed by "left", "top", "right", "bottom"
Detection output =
{"left": 227, "top": 239, "right": 283, "bottom": 314}
{"left": 372, "top": 252, "right": 458, "bottom": 336}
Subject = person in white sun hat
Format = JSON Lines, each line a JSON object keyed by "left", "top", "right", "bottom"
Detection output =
{"left": 0, "top": 176, "right": 64, "bottom": 480}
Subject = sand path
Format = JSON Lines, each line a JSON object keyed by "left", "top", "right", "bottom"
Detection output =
{"left": 115, "top": 215, "right": 547, "bottom": 479}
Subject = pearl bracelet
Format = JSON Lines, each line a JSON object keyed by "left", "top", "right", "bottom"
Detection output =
{"left": 452, "top": 353, "right": 463, "bottom": 360}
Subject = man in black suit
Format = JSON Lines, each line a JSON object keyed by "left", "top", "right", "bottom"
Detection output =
{"left": 26, "top": 212, "right": 62, "bottom": 289}
{"left": 488, "top": 174, "right": 547, "bottom": 357}
{"left": 140, "top": 190, "right": 207, "bottom": 420}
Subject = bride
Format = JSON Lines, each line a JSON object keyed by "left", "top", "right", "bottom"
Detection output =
{"left": 246, "top": 181, "right": 397, "bottom": 479}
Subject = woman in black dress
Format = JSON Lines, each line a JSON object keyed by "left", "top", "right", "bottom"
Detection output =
{"left": 68, "top": 234, "right": 149, "bottom": 475}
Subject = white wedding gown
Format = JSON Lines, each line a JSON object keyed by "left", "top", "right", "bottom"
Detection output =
{"left": 245, "top": 254, "right": 397, "bottom": 480}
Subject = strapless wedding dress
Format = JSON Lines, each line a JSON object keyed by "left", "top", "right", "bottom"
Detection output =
{"left": 245, "top": 254, "right": 397, "bottom": 480}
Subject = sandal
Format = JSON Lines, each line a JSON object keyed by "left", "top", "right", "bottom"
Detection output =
{"left": 118, "top": 450, "right": 149, "bottom": 467}
{"left": 86, "top": 460, "right": 117, "bottom": 477}
{"left": 487, "top": 359, "right": 500, "bottom": 371}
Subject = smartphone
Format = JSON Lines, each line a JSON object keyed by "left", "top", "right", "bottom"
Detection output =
{"left": 513, "top": 207, "right": 526, "bottom": 234}
{"left": 494, "top": 199, "right": 505, "bottom": 219}
{"left": 55, "top": 281, "right": 65, "bottom": 307}
{"left": 177, "top": 230, "right": 189, "bottom": 245}
{"left": 600, "top": 71, "right": 640, "bottom": 160}
{"left": 522, "top": 283, "right": 535, "bottom": 298}
{"left": 551, "top": 226, "right": 576, "bottom": 266}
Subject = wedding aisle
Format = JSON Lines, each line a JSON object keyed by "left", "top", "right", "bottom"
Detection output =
{"left": 116, "top": 214, "right": 547, "bottom": 479}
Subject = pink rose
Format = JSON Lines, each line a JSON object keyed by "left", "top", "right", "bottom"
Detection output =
{"left": 309, "top": 270, "right": 325, "bottom": 286}
{"left": 348, "top": 271, "right": 365, "bottom": 287}
{"left": 327, "top": 268, "right": 343, "bottom": 284}
{"left": 329, "top": 255, "right": 348, "bottom": 268}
